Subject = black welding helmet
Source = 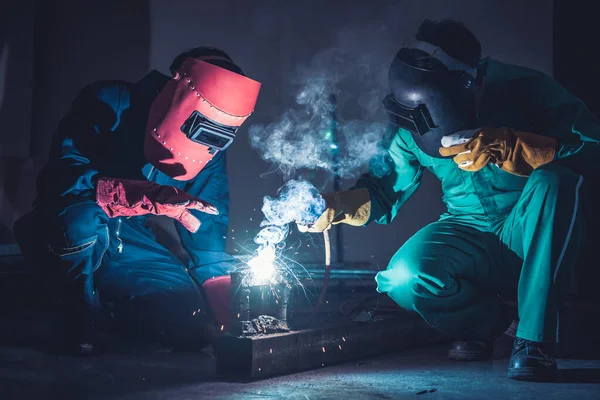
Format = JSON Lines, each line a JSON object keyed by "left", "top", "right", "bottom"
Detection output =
{"left": 384, "top": 24, "right": 480, "bottom": 158}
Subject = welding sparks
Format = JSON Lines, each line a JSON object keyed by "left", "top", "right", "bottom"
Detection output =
{"left": 247, "top": 180, "right": 326, "bottom": 284}
{"left": 247, "top": 244, "right": 277, "bottom": 283}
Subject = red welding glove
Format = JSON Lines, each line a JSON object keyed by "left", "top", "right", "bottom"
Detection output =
{"left": 95, "top": 177, "right": 218, "bottom": 233}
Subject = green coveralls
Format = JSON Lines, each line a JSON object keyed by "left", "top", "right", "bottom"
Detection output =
{"left": 357, "top": 58, "right": 600, "bottom": 343}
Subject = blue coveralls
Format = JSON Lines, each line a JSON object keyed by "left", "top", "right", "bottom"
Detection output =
{"left": 14, "top": 71, "right": 235, "bottom": 342}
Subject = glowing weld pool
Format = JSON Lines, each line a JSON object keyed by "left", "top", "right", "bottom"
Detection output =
{"left": 229, "top": 268, "right": 293, "bottom": 337}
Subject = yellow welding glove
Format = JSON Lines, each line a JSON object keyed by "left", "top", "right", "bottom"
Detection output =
{"left": 439, "top": 127, "right": 557, "bottom": 177}
{"left": 299, "top": 188, "right": 371, "bottom": 233}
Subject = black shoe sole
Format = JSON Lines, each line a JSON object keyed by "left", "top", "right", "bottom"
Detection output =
{"left": 508, "top": 367, "right": 557, "bottom": 382}
{"left": 448, "top": 349, "right": 493, "bottom": 362}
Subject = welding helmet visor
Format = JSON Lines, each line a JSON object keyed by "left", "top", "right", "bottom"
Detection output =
{"left": 145, "top": 57, "right": 261, "bottom": 180}
{"left": 384, "top": 40, "right": 478, "bottom": 158}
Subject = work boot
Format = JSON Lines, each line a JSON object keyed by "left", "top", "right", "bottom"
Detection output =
{"left": 448, "top": 302, "right": 517, "bottom": 361}
{"left": 504, "top": 319, "right": 519, "bottom": 339}
{"left": 448, "top": 339, "right": 494, "bottom": 361}
{"left": 508, "top": 338, "right": 557, "bottom": 381}
{"left": 53, "top": 315, "right": 100, "bottom": 356}
{"left": 53, "top": 295, "right": 112, "bottom": 356}
{"left": 74, "top": 321, "right": 99, "bottom": 356}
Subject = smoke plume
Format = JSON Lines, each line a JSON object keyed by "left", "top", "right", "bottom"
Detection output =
{"left": 254, "top": 179, "right": 326, "bottom": 250}
{"left": 249, "top": 25, "right": 395, "bottom": 180}
{"left": 247, "top": 21, "right": 402, "bottom": 273}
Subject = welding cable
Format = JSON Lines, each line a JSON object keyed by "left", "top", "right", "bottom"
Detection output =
{"left": 339, "top": 297, "right": 402, "bottom": 317}
{"left": 323, "top": 229, "right": 331, "bottom": 268}
{"left": 309, "top": 230, "right": 331, "bottom": 318}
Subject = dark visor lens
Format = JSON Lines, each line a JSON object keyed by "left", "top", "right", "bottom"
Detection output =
{"left": 191, "top": 129, "right": 232, "bottom": 148}
{"left": 180, "top": 111, "right": 237, "bottom": 151}
{"left": 382, "top": 94, "right": 435, "bottom": 136}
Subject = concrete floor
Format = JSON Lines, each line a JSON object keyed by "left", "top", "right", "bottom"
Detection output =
{"left": 1, "top": 255, "right": 599, "bottom": 399}
{"left": 1, "top": 341, "right": 600, "bottom": 400}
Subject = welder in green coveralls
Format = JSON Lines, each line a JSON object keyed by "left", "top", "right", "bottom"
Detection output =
{"left": 300, "top": 19, "right": 600, "bottom": 382}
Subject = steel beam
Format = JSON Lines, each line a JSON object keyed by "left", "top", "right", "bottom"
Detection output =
{"left": 215, "top": 312, "right": 444, "bottom": 380}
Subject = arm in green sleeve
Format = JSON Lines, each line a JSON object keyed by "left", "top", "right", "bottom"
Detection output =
{"left": 554, "top": 103, "right": 600, "bottom": 160}
{"left": 530, "top": 75, "right": 600, "bottom": 160}
{"left": 353, "top": 129, "right": 423, "bottom": 225}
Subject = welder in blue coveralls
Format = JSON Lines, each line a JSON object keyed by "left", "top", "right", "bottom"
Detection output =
{"left": 301, "top": 20, "right": 600, "bottom": 381}
{"left": 14, "top": 48, "right": 261, "bottom": 354}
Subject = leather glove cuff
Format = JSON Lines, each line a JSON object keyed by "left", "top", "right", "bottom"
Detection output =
{"left": 311, "top": 187, "right": 371, "bottom": 232}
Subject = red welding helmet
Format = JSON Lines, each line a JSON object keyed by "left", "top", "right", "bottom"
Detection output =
{"left": 144, "top": 57, "right": 261, "bottom": 180}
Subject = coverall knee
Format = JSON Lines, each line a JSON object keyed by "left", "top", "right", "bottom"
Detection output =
{"left": 376, "top": 220, "right": 517, "bottom": 341}
{"left": 14, "top": 201, "right": 109, "bottom": 335}
{"left": 15, "top": 202, "right": 213, "bottom": 343}
{"left": 376, "top": 163, "right": 585, "bottom": 344}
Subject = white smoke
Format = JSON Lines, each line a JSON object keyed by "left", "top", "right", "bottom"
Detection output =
{"left": 247, "top": 22, "right": 399, "bottom": 277}
{"left": 262, "top": 180, "right": 326, "bottom": 224}
{"left": 248, "top": 108, "right": 334, "bottom": 178}
{"left": 255, "top": 179, "right": 326, "bottom": 248}
{"left": 248, "top": 180, "right": 326, "bottom": 281}
{"left": 249, "top": 25, "right": 394, "bottom": 180}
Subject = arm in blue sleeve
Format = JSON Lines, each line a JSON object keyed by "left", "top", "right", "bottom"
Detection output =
{"left": 176, "top": 151, "right": 234, "bottom": 279}
{"left": 35, "top": 83, "right": 128, "bottom": 203}
{"left": 352, "top": 128, "right": 423, "bottom": 225}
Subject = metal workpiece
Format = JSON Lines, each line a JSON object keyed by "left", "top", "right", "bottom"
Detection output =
{"left": 229, "top": 269, "right": 294, "bottom": 337}
{"left": 218, "top": 266, "right": 438, "bottom": 380}
{"left": 215, "top": 311, "right": 445, "bottom": 380}
{"left": 230, "top": 270, "right": 251, "bottom": 333}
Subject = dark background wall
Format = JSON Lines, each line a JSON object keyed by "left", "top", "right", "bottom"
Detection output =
{"left": 0, "top": 2, "right": 35, "bottom": 243}
{"left": 2, "top": 0, "right": 591, "bottom": 273}
{"left": 553, "top": 0, "right": 600, "bottom": 116}
{"left": 0, "top": 0, "right": 150, "bottom": 243}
